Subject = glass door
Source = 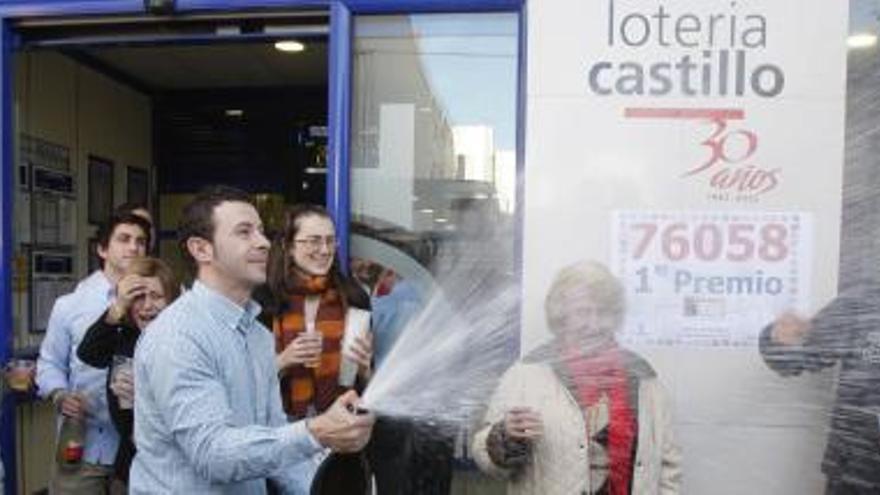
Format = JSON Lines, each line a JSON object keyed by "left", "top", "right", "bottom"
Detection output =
{"left": 347, "top": 13, "right": 520, "bottom": 491}
{"left": 349, "top": 12, "right": 520, "bottom": 361}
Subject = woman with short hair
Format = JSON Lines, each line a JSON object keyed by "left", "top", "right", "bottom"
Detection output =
{"left": 472, "top": 260, "right": 681, "bottom": 495}
{"left": 77, "top": 256, "right": 179, "bottom": 490}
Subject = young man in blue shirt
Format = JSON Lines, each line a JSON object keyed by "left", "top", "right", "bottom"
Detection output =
{"left": 36, "top": 211, "right": 151, "bottom": 494}
{"left": 130, "top": 186, "right": 374, "bottom": 494}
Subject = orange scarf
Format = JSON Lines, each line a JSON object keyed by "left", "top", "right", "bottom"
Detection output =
{"left": 273, "top": 275, "right": 347, "bottom": 417}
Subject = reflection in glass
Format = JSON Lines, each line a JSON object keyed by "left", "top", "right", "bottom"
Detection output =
{"left": 349, "top": 14, "right": 520, "bottom": 491}
{"left": 351, "top": 13, "right": 518, "bottom": 276}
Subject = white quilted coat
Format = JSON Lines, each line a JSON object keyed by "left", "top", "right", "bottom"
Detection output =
{"left": 472, "top": 361, "right": 682, "bottom": 495}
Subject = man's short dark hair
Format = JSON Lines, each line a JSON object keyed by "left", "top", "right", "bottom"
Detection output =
{"left": 178, "top": 185, "right": 255, "bottom": 271}
{"left": 95, "top": 212, "right": 152, "bottom": 268}
{"left": 115, "top": 201, "right": 150, "bottom": 220}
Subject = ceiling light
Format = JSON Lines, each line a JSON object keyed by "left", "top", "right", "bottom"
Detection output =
{"left": 848, "top": 33, "right": 877, "bottom": 49}
{"left": 275, "top": 40, "right": 306, "bottom": 53}
{"left": 225, "top": 109, "right": 244, "bottom": 117}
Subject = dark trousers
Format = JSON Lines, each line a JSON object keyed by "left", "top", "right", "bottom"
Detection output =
{"left": 826, "top": 477, "right": 880, "bottom": 495}
{"left": 368, "top": 418, "right": 453, "bottom": 495}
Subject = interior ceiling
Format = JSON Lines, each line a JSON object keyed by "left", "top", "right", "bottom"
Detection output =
{"left": 75, "top": 40, "right": 328, "bottom": 91}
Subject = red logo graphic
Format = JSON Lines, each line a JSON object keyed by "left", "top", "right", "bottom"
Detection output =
{"left": 625, "top": 108, "right": 780, "bottom": 201}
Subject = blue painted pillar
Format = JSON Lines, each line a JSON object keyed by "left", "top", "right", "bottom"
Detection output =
{"left": 327, "top": 0, "right": 352, "bottom": 274}
{"left": 0, "top": 18, "right": 16, "bottom": 495}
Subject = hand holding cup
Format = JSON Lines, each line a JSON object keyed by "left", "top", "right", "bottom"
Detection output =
{"left": 277, "top": 332, "right": 323, "bottom": 373}
{"left": 503, "top": 407, "right": 543, "bottom": 442}
{"left": 110, "top": 355, "right": 135, "bottom": 409}
{"left": 344, "top": 331, "right": 373, "bottom": 380}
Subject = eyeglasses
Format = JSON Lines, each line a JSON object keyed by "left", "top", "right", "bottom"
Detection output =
{"left": 293, "top": 236, "right": 337, "bottom": 251}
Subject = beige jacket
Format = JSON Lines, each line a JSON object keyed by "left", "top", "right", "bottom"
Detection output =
{"left": 472, "top": 354, "right": 682, "bottom": 495}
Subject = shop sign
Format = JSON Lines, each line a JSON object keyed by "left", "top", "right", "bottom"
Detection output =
{"left": 612, "top": 210, "right": 811, "bottom": 347}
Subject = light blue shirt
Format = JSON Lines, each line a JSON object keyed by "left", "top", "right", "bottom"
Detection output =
{"left": 372, "top": 280, "right": 423, "bottom": 369}
{"left": 36, "top": 270, "right": 119, "bottom": 466}
{"left": 130, "top": 281, "right": 323, "bottom": 495}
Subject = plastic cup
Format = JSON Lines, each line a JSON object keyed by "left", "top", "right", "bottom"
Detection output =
{"left": 111, "top": 355, "right": 134, "bottom": 409}
{"left": 5, "top": 358, "right": 36, "bottom": 392}
{"left": 303, "top": 331, "right": 323, "bottom": 369}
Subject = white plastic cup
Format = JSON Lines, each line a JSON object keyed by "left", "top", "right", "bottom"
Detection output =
{"left": 111, "top": 355, "right": 134, "bottom": 410}
{"left": 339, "top": 308, "right": 371, "bottom": 387}
{"left": 303, "top": 323, "right": 323, "bottom": 369}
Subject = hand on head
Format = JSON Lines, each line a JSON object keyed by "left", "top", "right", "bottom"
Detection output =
{"left": 110, "top": 274, "right": 148, "bottom": 322}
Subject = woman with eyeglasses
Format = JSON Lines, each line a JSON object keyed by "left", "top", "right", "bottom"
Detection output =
{"left": 266, "top": 204, "right": 374, "bottom": 493}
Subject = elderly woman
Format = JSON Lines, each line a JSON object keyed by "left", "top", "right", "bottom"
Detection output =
{"left": 473, "top": 261, "right": 681, "bottom": 495}
{"left": 77, "top": 257, "right": 180, "bottom": 489}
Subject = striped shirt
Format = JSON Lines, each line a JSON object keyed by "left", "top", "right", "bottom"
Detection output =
{"left": 130, "top": 281, "right": 322, "bottom": 494}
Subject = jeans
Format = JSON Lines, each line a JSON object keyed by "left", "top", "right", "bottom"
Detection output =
{"left": 51, "top": 462, "right": 113, "bottom": 495}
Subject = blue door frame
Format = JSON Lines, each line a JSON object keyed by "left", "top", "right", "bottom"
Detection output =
{"left": 0, "top": 17, "right": 14, "bottom": 495}
{"left": 0, "top": 1, "right": 524, "bottom": 493}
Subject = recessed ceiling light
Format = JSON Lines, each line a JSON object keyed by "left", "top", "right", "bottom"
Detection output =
{"left": 225, "top": 109, "right": 244, "bottom": 117}
{"left": 275, "top": 40, "right": 306, "bottom": 53}
{"left": 848, "top": 33, "right": 877, "bottom": 49}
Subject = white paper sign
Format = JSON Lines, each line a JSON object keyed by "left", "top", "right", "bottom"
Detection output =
{"left": 611, "top": 210, "right": 812, "bottom": 347}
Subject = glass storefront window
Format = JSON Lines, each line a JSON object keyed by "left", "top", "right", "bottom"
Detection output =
{"left": 350, "top": 12, "right": 519, "bottom": 375}
{"left": 350, "top": 13, "right": 519, "bottom": 288}
{"left": 349, "top": 17, "right": 519, "bottom": 485}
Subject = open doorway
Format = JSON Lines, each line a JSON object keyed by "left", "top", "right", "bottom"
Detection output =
{"left": 10, "top": 12, "right": 330, "bottom": 492}
{"left": 14, "top": 11, "right": 330, "bottom": 323}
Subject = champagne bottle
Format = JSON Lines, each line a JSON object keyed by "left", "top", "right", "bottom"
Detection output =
{"left": 55, "top": 415, "right": 85, "bottom": 471}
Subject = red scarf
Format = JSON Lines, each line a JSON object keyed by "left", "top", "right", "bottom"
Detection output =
{"left": 563, "top": 345, "right": 636, "bottom": 495}
{"left": 273, "top": 275, "right": 347, "bottom": 417}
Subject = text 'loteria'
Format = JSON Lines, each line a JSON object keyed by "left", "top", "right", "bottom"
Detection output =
{"left": 588, "top": 1, "right": 783, "bottom": 98}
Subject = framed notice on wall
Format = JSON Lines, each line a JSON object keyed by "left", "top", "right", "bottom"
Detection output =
{"left": 127, "top": 166, "right": 148, "bottom": 206}
{"left": 88, "top": 155, "right": 114, "bottom": 225}
{"left": 611, "top": 210, "right": 812, "bottom": 348}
